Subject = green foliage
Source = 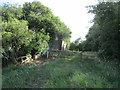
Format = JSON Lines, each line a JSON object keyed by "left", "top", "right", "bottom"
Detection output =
{"left": 85, "top": 2, "right": 120, "bottom": 61}
{"left": 2, "top": 18, "right": 34, "bottom": 66}
{"left": 29, "top": 31, "right": 50, "bottom": 58}
{"left": 2, "top": 53, "right": 119, "bottom": 88}
{"left": 2, "top": 1, "right": 71, "bottom": 66}
{"left": 70, "top": 37, "right": 84, "bottom": 51}
{"left": 2, "top": 3, "right": 23, "bottom": 21}
{"left": 22, "top": 1, "right": 71, "bottom": 43}
{"left": 84, "top": 24, "right": 100, "bottom": 51}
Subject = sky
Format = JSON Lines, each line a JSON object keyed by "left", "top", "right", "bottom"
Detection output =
{"left": 0, "top": 0, "right": 98, "bottom": 42}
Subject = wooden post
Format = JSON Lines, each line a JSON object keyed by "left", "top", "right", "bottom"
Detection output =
{"left": 46, "top": 46, "right": 49, "bottom": 58}
{"left": 47, "top": 50, "right": 49, "bottom": 58}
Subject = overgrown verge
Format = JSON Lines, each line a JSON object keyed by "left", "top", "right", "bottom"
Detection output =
{"left": 2, "top": 52, "right": 119, "bottom": 88}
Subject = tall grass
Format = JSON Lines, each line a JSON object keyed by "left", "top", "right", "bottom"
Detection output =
{"left": 2, "top": 53, "right": 119, "bottom": 88}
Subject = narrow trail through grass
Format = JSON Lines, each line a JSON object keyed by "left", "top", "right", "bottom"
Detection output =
{"left": 2, "top": 52, "right": 119, "bottom": 88}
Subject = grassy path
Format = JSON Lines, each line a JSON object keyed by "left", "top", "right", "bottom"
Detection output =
{"left": 2, "top": 52, "right": 119, "bottom": 88}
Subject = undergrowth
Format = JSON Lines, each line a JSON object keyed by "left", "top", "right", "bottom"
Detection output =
{"left": 2, "top": 52, "right": 119, "bottom": 88}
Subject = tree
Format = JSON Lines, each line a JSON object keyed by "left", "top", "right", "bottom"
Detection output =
{"left": 2, "top": 18, "right": 34, "bottom": 66}
{"left": 69, "top": 37, "right": 83, "bottom": 51}
{"left": 1, "top": 1, "right": 71, "bottom": 66}
{"left": 86, "top": 2, "right": 120, "bottom": 62}
{"left": 22, "top": 1, "right": 71, "bottom": 50}
{"left": 2, "top": 3, "right": 23, "bottom": 21}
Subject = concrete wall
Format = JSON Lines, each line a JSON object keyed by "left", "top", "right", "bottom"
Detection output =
{"left": 49, "top": 36, "right": 67, "bottom": 51}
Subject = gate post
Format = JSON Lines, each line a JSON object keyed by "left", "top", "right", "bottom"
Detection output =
{"left": 46, "top": 47, "right": 49, "bottom": 59}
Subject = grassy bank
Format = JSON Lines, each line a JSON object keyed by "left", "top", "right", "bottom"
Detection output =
{"left": 2, "top": 53, "right": 119, "bottom": 88}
